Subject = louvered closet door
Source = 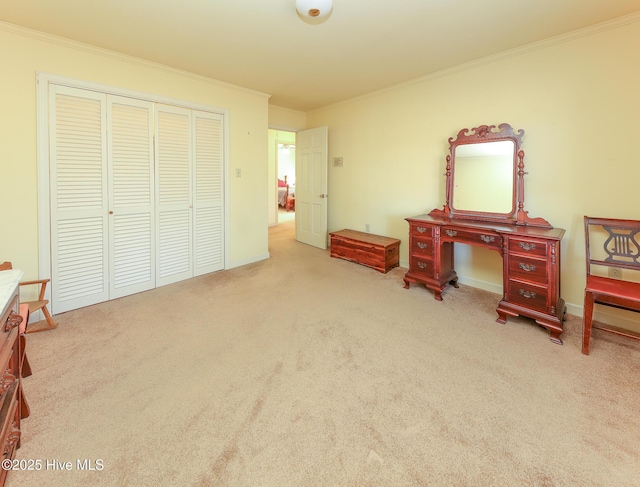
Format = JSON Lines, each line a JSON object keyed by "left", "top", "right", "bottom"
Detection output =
{"left": 50, "top": 85, "right": 109, "bottom": 313}
{"left": 47, "top": 82, "right": 226, "bottom": 313}
{"left": 155, "top": 104, "right": 193, "bottom": 286}
{"left": 193, "top": 111, "right": 224, "bottom": 275}
{"left": 107, "top": 96, "right": 155, "bottom": 298}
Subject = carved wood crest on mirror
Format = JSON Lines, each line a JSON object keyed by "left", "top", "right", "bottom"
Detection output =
{"left": 429, "top": 123, "right": 551, "bottom": 228}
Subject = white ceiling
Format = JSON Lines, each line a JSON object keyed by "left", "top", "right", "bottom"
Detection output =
{"left": 2, "top": 1, "right": 640, "bottom": 112}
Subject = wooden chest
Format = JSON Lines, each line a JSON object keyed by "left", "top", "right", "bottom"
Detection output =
{"left": 330, "top": 229, "right": 400, "bottom": 273}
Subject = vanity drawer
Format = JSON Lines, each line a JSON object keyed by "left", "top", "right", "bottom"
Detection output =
{"left": 508, "top": 279, "right": 548, "bottom": 313}
{"left": 410, "top": 255, "right": 434, "bottom": 278}
{"left": 1, "top": 295, "right": 19, "bottom": 339}
{"left": 411, "top": 237, "right": 433, "bottom": 256}
{"left": 508, "top": 256, "right": 548, "bottom": 284}
{"left": 0, "top": 385, "right": 20, "bottom": 466}
{"left": 0, "top": 368, "right": 17, "bottom": 411}
{"left": 440, "top": 227, "right": 502, "bottom": 250}
{"left": 508, "top": 238, "right": 547, "bottom": 258}
{"left": 1, "top": 297, "right": 20, "bottom": 371}
{"left": 410, "top": 224, "right": 433, "bottom": 237}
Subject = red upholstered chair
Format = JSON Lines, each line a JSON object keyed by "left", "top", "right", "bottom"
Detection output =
{"left": 582, "top": 217, "right": 640, "bottom": 355}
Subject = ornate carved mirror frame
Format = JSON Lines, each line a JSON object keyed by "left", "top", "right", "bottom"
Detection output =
{"left": 430, "top": 123, "right": 551, "bottom": 228}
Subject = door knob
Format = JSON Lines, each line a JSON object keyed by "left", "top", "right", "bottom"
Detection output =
{"left": 319, "top": 194, "right": 327, "bottom": 198}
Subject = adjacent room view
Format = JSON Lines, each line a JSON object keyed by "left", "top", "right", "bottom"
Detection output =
{"left": 276, "top": 139, "right": 296, "bottom": 221}
{"left": 1, "top": 1, "right": 639, "bottom": 486}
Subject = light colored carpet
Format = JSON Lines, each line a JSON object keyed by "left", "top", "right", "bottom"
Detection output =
{"left": 8, "top": 219, "right": 640, "bottom": 486}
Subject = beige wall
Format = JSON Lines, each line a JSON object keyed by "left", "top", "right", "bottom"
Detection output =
{"left": 268, "top": 105, "right": 306, "bottom": 132}
{"left": 1, "top": 24, "right": 270, "bottom": 289}
{"left": 305, "top": 18, "right": 640, "bottom": 330}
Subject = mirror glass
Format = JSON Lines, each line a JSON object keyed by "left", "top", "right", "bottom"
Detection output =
{"left": 452, "top": 140, "right": 515, "bottom": 214}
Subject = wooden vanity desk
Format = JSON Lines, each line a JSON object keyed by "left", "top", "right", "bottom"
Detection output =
{"left": 404, "top": 213, "right": 566, "bottom": 343}
{"left": 404, "top": 123, "right": 566, "bottom": 344}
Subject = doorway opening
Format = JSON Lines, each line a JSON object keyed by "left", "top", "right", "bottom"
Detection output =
{"left": 268, "top": 126, "right": 328, "bottom": 249}
{"left": 269, "top": 129, "right": 296, "bottom": 227}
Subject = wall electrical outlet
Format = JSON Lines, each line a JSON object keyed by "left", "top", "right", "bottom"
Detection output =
{"left": 609, "top": 267, "right": 623, "bottom": 279}
{"left": 334, "top": 157, "right": 344, "bottom": 167}
{"left": 365, "top": 224, "right": 370, "bottom": 232}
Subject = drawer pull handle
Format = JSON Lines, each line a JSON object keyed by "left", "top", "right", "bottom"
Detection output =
{"left": 416, "top": 227, "right": 428, "bottom": 233}
{"left": 3, "top": 424, "right": 21, "bottom": 457}
{"left": 445, "top": 230, "right": 457, "bottom": 237}
{"left": 4, "top": 311, "right": 22, "bottom": 332}
{"left": 519, "top": 263, "right": 536, "bottom": 272}
{"left": 417, "top": 262, "right": 427, "bottom": 269}
{"left": 480, "top": 235, "right": 495, "bottom": 243}
{"left": 1, "top": 369, "right": 16, "bottom": 394}
{"left": 417, "top": 242, "right": 428, "bottom": 249}
{"left": 519, "top": 289, "right": 536, "bottom": 299}
{"left": 519, "top": 242, "right": 536, "bottom": 251}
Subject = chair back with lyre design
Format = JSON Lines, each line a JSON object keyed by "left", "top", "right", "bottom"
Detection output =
{"left": 582, "top": 216, "right": 640, "bottom": 354}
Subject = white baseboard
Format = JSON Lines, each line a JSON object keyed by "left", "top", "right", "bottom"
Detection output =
{"left": 456, "top": 275, "right": 502, "bottom": 296}
{"left": 226, "top": 252, "right": 270, "bottom": 269}
{"left": 589, "top": 308, "right": 640, "bottom": 334}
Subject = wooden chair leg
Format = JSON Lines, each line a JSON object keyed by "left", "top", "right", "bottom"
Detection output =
{"left": 25, "top": 306, "right": 57, "bottom": 334}
{"left": 582, "top": 291, "right": 595, "bottom": 355}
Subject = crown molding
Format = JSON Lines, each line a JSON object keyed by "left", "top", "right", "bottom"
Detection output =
{"left": 0, "top": 20, "right": 270, "bottom": 100}
{"left": 311, "top": 11, "right": 640, "bottom": 113}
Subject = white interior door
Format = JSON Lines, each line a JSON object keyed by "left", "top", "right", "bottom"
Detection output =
{"left": 50, "top": 85, "right": 109, "bottom": 313}
{"left": 108, "top": 96, "right": 156, "bottom": 298}
{"left": 155, "top": 104, "right": 193, "bottom": 286}
{"left": 192, "top": 110, "right": 225, "bottom": 275}
{"left": 43, "top": 77, "right": 226, "bottom": 314}
{"left": 295, "top": 126, "right": 328, "bottom": 249}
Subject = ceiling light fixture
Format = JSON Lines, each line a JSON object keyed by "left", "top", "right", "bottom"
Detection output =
{"left": 296, "top": 0, "right": 333, "bottom": 24}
